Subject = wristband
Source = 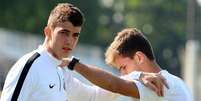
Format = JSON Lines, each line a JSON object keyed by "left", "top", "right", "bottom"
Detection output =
{"left": 67, "top": 56, "right": 79, "bottom": 70}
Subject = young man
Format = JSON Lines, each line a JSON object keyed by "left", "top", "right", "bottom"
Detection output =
{"left": 64, "top": 28, "right": 193, "bottom": 101}
{"left": 1, "top": 3, "right": 166, "bottom": 101}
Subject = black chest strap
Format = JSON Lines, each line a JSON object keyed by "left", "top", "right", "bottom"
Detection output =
{"left": 11, "top": 52, "right": 40, "bottom": 101}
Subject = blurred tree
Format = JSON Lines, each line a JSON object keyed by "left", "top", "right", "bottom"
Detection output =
{"left": 98, "top": 0, "right": 187, "bottom": 76}
{"left": 0, "top": 0, "right": 191, "bottom": 76}
{"left": 125, "top": 0, "right": 187, "bottom": 76}
{"left": 0, "top": 0, "right": 101, "bottom": 42}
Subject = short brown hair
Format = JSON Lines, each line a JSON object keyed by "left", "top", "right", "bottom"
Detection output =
{"left": 47, "top": 3, "right": 85, "bottom": 29}
{"left": 105, "top": 28, "right": 155, "bottom": 67}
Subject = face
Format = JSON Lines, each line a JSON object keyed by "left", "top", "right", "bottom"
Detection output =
{"left": 45, "top": 21, "right": 81, "bottom": 60}
{"left": 114, "top": 55, "right": 141, "bottom": 75}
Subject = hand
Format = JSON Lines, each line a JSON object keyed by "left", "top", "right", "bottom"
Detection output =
{"left": 59, "top": 58, "right": 71, "bottom": 68}
{"left": 139, "top": 72, "right": 169, "bottom": 97}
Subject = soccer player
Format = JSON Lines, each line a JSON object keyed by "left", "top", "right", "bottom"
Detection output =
{"left": 1, "top": 3, "right": 166, "bottom": 101}
{"left": 64, "top": 28, "right": 193, "bottom": 101}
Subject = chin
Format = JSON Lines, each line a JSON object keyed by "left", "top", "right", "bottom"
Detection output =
{"left": 62, "top": 54, "right": 70, "bottom": 58}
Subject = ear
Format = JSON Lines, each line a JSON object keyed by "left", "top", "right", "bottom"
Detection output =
{"left": 133, "top": 51, "right": 145, "bottom": 65}
{"left": 44, "top": 26, "right": 51, "bottom": 38}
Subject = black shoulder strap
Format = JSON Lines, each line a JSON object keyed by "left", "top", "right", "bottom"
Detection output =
{"left": 11, "top": 52, "right": 40, "bottom": 101}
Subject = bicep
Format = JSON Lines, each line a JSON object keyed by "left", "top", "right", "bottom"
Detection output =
{"left": 115, "top": 76, "right": 140, "bottom": 98}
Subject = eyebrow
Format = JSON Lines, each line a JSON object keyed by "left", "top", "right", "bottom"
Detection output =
{"left": 60, "top": 29, "right": 80, "bottom": 36}
{"left": 60, "top": 29, "right": 70, "bottom": 32}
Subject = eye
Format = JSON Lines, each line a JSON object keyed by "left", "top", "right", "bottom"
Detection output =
{"left": 60, "top": 31, "right": 65, "bottom": 33}
{"left": 59, "top": 31, "right": 70, "bottom": 36}
{"left": 73, "top": 33, "right": 80, "bottom": 37}
{"left": 119, "top": 65, "right": 126, "bottom": 71}
{"left": 59, "top": 31, "right": 66, "bottom": 34}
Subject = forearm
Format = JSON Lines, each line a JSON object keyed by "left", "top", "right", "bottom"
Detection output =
{"left": 74, "top": 62, "right": 140, "bottom": 98}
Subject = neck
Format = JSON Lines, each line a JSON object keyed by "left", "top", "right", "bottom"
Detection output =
{"left": 42, "top": 41, "right": 61, "bottom": 60}
{"left": 142, "top": 60, "right": 161, "bottom": 73}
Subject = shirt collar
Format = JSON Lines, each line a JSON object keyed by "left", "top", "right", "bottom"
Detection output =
{"left": 159, "top": 70, "right": 169, "bottom": 75}
{"left": 37, "top": 45, "right": 62, "bottom": 66}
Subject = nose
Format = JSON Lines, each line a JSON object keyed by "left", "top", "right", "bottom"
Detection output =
{"left": 65, "top": 34, "right": 76, "bottom": 46}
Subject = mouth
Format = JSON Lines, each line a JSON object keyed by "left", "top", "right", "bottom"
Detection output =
{"left": 62, "top": 47, "right": 72, "bottom": 53}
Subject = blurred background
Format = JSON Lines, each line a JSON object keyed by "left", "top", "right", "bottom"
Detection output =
{"left": 0, "top": 0, "right": 200, "bottom": 100}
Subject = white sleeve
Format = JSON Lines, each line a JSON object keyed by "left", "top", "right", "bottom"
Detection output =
{"left": 64, "top": 71, "right": 120, "bottom": 101}
{"left": 134, "top": 81, "right": 164, "bottom": 101}
{"left": 1, "top": 57, "right": 36, "bottom": 101}
{"left": 93, "top": 86, "right": 120, "bottom": 101}
{"left": 121, "top": 72, "right": 164, "bottom": 101}
{"left": 65, "top": 76, "right": 95, "bottom": 101}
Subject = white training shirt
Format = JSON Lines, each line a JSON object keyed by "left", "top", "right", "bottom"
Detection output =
{"left": 0, "top": 45, "right": 117, "bottom": 101}
{"left": 120, "top": 70, "right": 194, "bottom": 101}
{"left": 1, "top": 45, "right": 193, "bottom": 101}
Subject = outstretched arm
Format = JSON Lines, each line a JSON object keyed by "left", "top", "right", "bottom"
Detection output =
{"left": 60, "top": 59, "right": 167, "bottom": 98}
{"left": 74, "top": 63, "right": 140, "bottom": 98}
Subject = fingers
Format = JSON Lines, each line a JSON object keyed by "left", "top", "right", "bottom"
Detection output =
{"left": 152, "top": 78, "right": 163, "bottom": 96}
{"left": 143, "top": 80, "right": 160, "bottom": 96}
{"left": 140, "top": 73, "right": 168, "bottom": 97}
{"left": 154, "top": 74, "right": 169, "bottom": 96}
{"left": 155, "top": 74, "right": 164, "bottom": 96}
{"left": 140, "top": 74, "right": 161, "bottom": 96}
{"left": 59, "top": 58, "right": 71, "bottom": 67}
{"left": 160, "top": 75, "right": 169, "bottom": 89}
{"left": 157, "top": 79, "right": 164, "bottom": 96}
